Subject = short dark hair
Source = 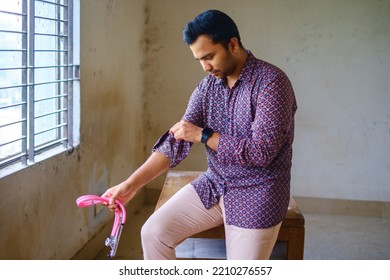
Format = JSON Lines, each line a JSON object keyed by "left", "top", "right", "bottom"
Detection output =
{"left": 183, "top": 10, "right": 242, "bottom": 49}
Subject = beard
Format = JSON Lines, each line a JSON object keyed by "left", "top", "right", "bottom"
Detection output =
{"left": 210, "top": 51, "right": 237, "bottom": 79}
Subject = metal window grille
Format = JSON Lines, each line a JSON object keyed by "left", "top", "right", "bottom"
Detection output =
{"left": 0, "top": 0, "right": 79, "bottom": 168}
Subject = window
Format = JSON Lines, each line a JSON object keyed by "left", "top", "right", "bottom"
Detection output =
{"left": 0, "top": 0, "right": 79, "bottom": 172}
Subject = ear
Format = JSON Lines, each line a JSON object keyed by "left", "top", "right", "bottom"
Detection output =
{"left": 229, "top": 37, "right": 240, "bottom": 53}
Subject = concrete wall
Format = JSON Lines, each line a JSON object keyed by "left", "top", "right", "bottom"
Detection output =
{"left": 0, "top": 0, "right": 146, "bottom": 259}
{"left": 143, "top": 0, "right": 390, "bottom": 204}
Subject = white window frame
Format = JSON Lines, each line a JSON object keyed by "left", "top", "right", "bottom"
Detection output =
{"left": 0, "top": 0, "right": 80, "bottom": 177}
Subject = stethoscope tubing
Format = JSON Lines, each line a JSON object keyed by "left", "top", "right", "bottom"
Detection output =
{"left": 76, "top": 195, "right": 127, "bottom": 237}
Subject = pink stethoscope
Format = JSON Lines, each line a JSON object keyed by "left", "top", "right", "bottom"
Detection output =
{"left": 76, "top": 195, "right": 126, "bottom": 258}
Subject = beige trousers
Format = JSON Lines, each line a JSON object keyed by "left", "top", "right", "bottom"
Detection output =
{"left": 141, "top": 184, "right": 282, "bottom": 260}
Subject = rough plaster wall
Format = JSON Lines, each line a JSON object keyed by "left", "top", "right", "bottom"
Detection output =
{"left": 76, "top": 0, "right": 146, "bottom": 258}
{"left": 0, "top": 0, "right": 146, "bottom": 259}
{"left": 0, "top": 152, "right": 83, "bottom": 259}
{"left": 143, "top": 0, "right": 390, "bottom": 201}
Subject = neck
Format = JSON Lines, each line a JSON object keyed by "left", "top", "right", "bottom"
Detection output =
{"left": 227, "top": 49, "right": 248, "bottom": 88}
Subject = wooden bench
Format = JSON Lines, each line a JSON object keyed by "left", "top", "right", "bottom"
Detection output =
{"left": 155, "top": 170, "right": 305, "bottom": 259}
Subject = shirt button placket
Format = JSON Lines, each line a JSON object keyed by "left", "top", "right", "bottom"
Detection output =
{"left": 226, "top": 87, "right": 235, "bottom": 134}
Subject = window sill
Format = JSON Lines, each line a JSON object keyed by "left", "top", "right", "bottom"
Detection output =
{"left": 0, "top": 145, "right": 78, "bottom": 179}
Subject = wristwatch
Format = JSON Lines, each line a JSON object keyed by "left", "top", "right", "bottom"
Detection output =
{"left": 201, "top": 127, "right": 214, "bottom": 144}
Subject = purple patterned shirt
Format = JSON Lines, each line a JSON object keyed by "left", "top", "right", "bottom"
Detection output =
{"left": 153, "top": 51, "right": 297, "bottom": 229}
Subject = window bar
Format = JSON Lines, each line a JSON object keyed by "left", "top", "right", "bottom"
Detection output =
{"left": 0, "top": 65, "right": 77, "bottom": 72}
{"left": 66, "top": 0, "right": 74, "bottom": 148}
{"left": 0, "top": 119, "right": 28, "bottom": 129}
{"left": 33, "top": 79, "right": 74, "bottom": 87}
{"left": 62, "top": 0, "right": 69, "bottom": 148}
{"left": 0, "top": 29, "right": 26, "bottom": 35}
{"left": 35, "top": 94, "right": 67, "bottom": 103}
{"left": 21, "top": 0, "right": 28, "bottom": 165}
{"left": 0, "top": 10, "right": 26, "bottom": 17}
{"left": 38, "top": 0, "right": 68, "bottom": 8}
{"left": 34, "top": 137, "right": 67, "bottom": 153}
{"left": 35, "top": 32, "right": 67, "bottom": 38}
{"left": 35, "top": 108, "right": 67, "bottom": 120}
{"left": 0, "top": 49, "right": 27, "bottom": 53}
{"left": 0, "top": 84, "right": 28, "bottom": 91}
{"left": 35, "top": 49, "right": 68, "bottom": 53}
{"left": 0, "top": 101, "right": 27, "bottom": 110}
{"left": 35, "top": 15, "right": 67, "bottom": 23}
{"left": 33, "top": 65, "right": 71, "bottom": 70}
{"left": 56, "top": 1, "right": 62, "bottom": 144}
{"left": 0, "top": 66, "right": 28, "bottom": 71}
{"left": 0, "top": 136, "right": 27, "bottom": 149}
{"left": 28, "top": 0, "right": 35, "bottom": 163}
{"left": 35, "top": 123, "right": 67, "bottom": 136}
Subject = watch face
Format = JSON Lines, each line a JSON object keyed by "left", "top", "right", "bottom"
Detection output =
{"left": 202, "top": 127, "right": 213, "bottom": 144}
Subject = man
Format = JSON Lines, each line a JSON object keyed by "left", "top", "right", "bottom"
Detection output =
{"left": 102, "top": 9, "right": 297, "bottom": 260}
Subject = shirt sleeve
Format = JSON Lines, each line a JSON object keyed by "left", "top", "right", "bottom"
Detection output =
{"left": 151, "top": 131, "right": 192, "bottom": 168}
{"left": 217, "top": 71, "right": 296, "bottom": 168}
{"left": 152, "top": 86, "right": 205, "bottom": 168}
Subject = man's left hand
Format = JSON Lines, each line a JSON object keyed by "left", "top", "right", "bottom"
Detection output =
{"left": 169, "top": 120, "right": 202, "bottom": 143}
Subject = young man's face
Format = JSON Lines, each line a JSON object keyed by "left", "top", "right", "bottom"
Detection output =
{"left": 190, "top": 35, "right": 237, "bottom": 79}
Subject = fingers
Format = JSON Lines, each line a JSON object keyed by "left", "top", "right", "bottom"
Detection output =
{"left": 102, "top": 182, "right": 136, "bottom": 212}
{"left": 169, "top": 120, "right": 189, "bottom": 133}
{"left": 169, "top": 120, "right": 201, "bottom": 142}
{"left": 108, "top": 195, "right": 115, "bottom": 206}
{"left": 169, "top": 121, "right": 181, "bottom": 134}
{"left": 101, "top": 188, "right": 119, "bottom": 211}
{"left": 101, "top": 189, "right": 112, "bottom": 199}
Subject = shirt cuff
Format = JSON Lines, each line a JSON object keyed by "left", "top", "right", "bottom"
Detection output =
{"left": 152, "top": 131, "right": 192, "bottom": 168}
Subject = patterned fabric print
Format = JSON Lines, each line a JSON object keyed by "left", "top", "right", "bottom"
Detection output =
{"left": 152, "top": 51, "right": 297, "bottom": 229}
